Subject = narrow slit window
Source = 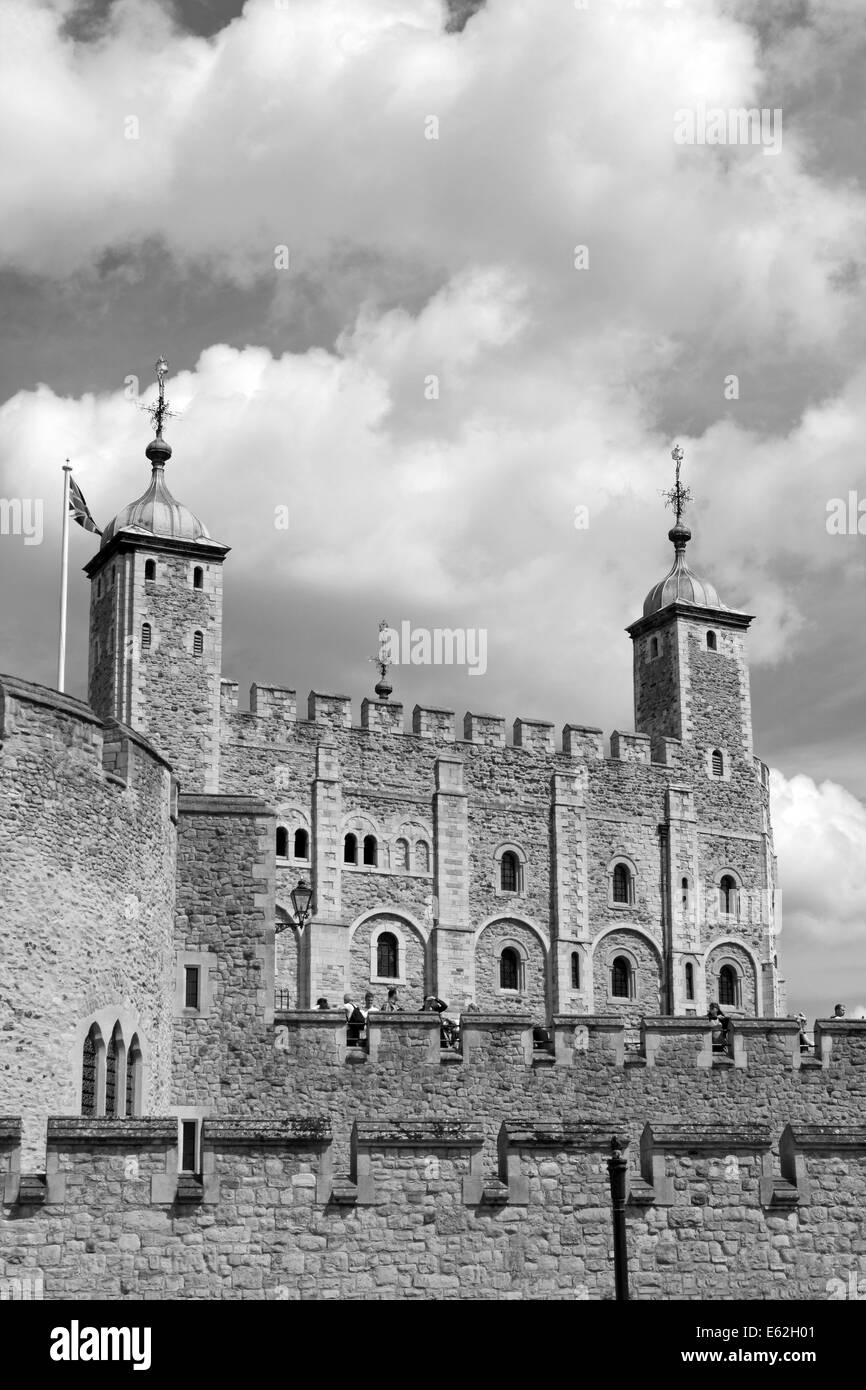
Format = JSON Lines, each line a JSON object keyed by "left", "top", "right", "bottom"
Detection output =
{"left": 711, "top": 748, "right": 724, "bottom": 778}
{"left": 184, "top": 965, "right": 200, "bottom": 1010}
{"left": 685, "top": 962, "right": 695, "bottom": 1001}
{"left": 707, "top": 631, "right": 717, "bottom": 651}
{"left": 180, "top": 1120, "right": 199, "bottom": 1174}
{"left": 141, "top": 622, "right": 151, "bottom": 652}
{"left": 571, "top": 952, "right": 580, "bottom": 990}
{"left": 144, "top": 559, "right": 156, "bottom": 583}
{"left": 193, "top": 566, "right": 203, "bottom": 590}
{"left": 193, "top": 630, "right": 204, "bottom": 657}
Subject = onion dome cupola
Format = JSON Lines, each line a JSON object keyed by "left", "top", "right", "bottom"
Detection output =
{"left": 641, "top": 446, "right": 732, "bottom": 617}
{"left": 100, "top": 357, "right": 215, "bottom": 550}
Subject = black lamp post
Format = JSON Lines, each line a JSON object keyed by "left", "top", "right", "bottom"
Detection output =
{"left": 607, "top": 1136, "right": 630, "bottom": 1301}
{"left": 275, "top": 880, "right": 315, "bottom": 934}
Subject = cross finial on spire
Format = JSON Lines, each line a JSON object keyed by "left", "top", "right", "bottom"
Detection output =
{"left": 662, "top": 444, "right": 692, "bottom": 524}
{"left": 369, "top": 619, "right": 394, "bottom": 700}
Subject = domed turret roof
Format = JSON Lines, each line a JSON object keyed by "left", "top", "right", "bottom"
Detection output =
{"left": 100, "top": 435, "right": 211, "bottom": 550}
{"left": 642, "top": 521, "right": 727, "bottom": 616}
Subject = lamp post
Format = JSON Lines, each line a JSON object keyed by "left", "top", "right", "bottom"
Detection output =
{"left": 607, "top": 1136, "right": 630, "bottom": 1301}
{"left": 275, "top": 879, "right": 315, "bottom": 934}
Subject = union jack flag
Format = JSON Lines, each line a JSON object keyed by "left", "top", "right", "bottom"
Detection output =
{"left": 69, "top": 475, "right": 102, "bottom": 536}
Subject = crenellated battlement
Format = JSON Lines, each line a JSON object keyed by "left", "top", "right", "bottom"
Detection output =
{"left": 219, "top": 679, "right": 720, "bottom": 773}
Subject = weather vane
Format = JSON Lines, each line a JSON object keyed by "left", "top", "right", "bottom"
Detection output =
{"left": 661, "top": 444, "right": 692, "bottom": 523}
{"left": 138, "top": 355, "right": 180, "bottom": 437}
{"left": 368, "top": 620, "right": 393, "bottom": 700}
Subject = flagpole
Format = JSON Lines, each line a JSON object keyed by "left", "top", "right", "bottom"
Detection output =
{"left": 58, "top": 461, "right": 72, "bottom": 692}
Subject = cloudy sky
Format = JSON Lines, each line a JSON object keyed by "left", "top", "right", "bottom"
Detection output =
{"left": 1, "top": 0, "right": 864, "bottom": 1023}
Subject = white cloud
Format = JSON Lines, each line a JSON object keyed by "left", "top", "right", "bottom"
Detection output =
{"left": 770, "top": 768, "right": 866, "bottom": 1018}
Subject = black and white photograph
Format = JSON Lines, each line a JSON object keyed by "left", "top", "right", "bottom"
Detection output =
{"left": 1, "top": 0, "right": 865, "bottom": 1343}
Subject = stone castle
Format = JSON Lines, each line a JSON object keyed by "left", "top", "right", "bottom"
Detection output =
{"left": 1, "top": 413, "right": 864, "bottom": 1301}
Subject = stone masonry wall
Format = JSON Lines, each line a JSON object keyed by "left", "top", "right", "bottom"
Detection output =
{"left": 2, "top": 1019, "right": 865, "bottom": 1300}
{"left": 0, "top": 677, "right": 176, "bottom": 1166}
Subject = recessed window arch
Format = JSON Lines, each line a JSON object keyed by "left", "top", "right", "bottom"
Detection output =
{"left": 499, "top": 946, "right": 521, "bottom": 991}
{"left": 650, "top": 636, "right": 659, "bottom": 659}
{"left": 706, "top": 631, "right": 717, "bottom": 651}
{"left": 719, "top": 874, "right": 739, "bottom": 916}
{"left": 394, "top": 837, "right": 409, "bottom": 871}
{"left": 500, "top": 851, "right": 520, "bottom": 892}
{"left": 105, "top": 1022, "right": 122, "bottom": 1119}
{"left": 414, "top": 840, "right": 430, "bottom": 874}
{"left": 141, "top": 622, "right": 151, "bottom": 652}
{"left": 685, "top": 961, "right": 695, "bottom": 1001}
{"left": 363, "top": 834, "right": 378, "bottom": 867}
{"left": 570, "top": 951, "right": 581, "bottom": 990}
{"left": 376, "top": 931, "right": 399, "bottom": 979}
{"left": 276, "top": 826, "right": 289, "bottom": 859}
{"left": 81, "top": 1023, "right": 103, "bottom": 1118}
{"left": 611, "top": 860, "right": 635, "bottom": 906}
{"left": 343, "top": 833, "right": 358, "bottom": 865}
{"left": 711, "top": 748, "right": 725, "bottom": 778}
{"left": 193, "top": 566, "right": 204, "bottom": 590}
{"left": 193, "top": 630, "right": 204, "bottom": 657}
{"left": 125, "top": 1034, "right": 142, "bottom": 1119}
{"left": 718, "top": 963, "right": 738, "bottom": 1007}
{"left": 611, "top": 955, "right": 633, "bottom": 998}
{"left": 293, "top": 828, "right": 309, "bottom": 860}
{"left": 144, "top": 558, "right": 156, "bottom": 584}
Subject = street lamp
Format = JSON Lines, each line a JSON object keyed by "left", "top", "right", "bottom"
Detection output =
{"left": 275, "top": 880, "right": 315, "bottom": 934}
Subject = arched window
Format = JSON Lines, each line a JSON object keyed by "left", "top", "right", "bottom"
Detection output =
{"left": 193, "top": 566, "right": 203, "bottom": 590}
{"left": 711, "top": 748, "right": 724, "bottom": 778}
{"left": 706, "top": 631, "right": 717, "bottom": 651}
{"left": 415, "top": 840, "right": 430, "bottom": 873}
{"left": 681, "top": 877, "right": 690, "bottom": 911}
{"left": 650, "top": 637, "right": 659, "bottom": 658}
{"left": 612, "top": 863, "right": 633, "bottom": 905}
{"left": 376, "top": 932, "right": 399, "bottom": 979}
{"left": 105, "top": 1023, "right": 121, "bottom": 1119}
{"left": 144, "top": 559, "right": 156, "bottom": 583}
{"left": 394, "top": 838, "right": 409, "bottom": 871}
{"left": 193, "top": 630, "right": 204, "bottom": 657}
{"left": 500, "top": 851, "right": 520, "bottom": 892}
{"left": 611, "top": 956, "right": 631, "bottom": 998}
{"left": 363, "top": 834, "right": 377, "bottom": 867}
{"left": 719, "top": 965, "right": 737, "bottom": 1007}
{"left": 141, "top": 622, "right": 151, "bottom": 652}
{"left": 685, "top": 962, "right": 695, "bottom": 1001}
{"left": 81, "top": 1024, "right": 100, "bottom": 1118}
{"left": 499, "top": 947, "right": 520, "bottom": 991}
{"left": 343, "top": 833, "right": 357, "bottom": 865}
{"left": 571, "top": 952, "right": 580, "bottom": 990}
{"left": 125, "top": 1034, "right": 142, "bottom": 1119}
{"left": 276, "top": 827, "right": 289, "bottom": 859}
{"left": 719, "top": 874, "right": 738, "bottom": 916}
{"left": 293, "top": 828, "right": 309, "bottom": 860}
